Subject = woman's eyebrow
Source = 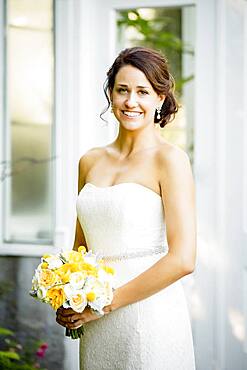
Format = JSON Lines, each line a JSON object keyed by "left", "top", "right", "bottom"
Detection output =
{"left": 116, "top": 83, "right": 150, "bottom": 89}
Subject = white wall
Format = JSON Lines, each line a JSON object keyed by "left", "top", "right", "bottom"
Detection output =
{"left": 48, "top": 0, "right": 247, "bottom": 369}
{"left": 194, "top": 0, "right": 247, "bottom": 369}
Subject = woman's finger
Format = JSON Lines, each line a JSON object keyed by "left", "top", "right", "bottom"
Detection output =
{"left": 56, "top": 315, "right": 84, "bottom": 329}
{"left": 56, "top": 312, "right": 81, "bottom": 323}
{"left": 57, "top": 307, "right": 76, "bottom": 316}
{"left": 56, "top": 307, "right": 103, "bottom": 329}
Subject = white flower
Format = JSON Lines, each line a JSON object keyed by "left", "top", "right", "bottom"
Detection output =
{"left": 36, "top": 263, "right": 43, "bottom": 271}
{"left": 64, "top": 283, "right": 76, "bottom": 300}
{"left": 31, "top": 274, "right": 39, "bottom": 290}
{"left": 83, "top": 251, "right": 98, "bottom": 267}
{"left": 63, "top": 301, "right": 70, "bottom": 309}
{"left": 83, "top": 276, "right": 114, "bottom": 312}
{"left": 37, "top": 286, "right": 48, "bottom": 301}
{"left": 104, "top": 281, "right": 114, "bottom": 305}
{"left": 98, "top": 268, "right": 114, "bottom": 284}
{"left": 69, "top": 271, "right": 87, "bottom": 290}
{"left": 83, "top": 277, "right": 105, "bottom": 296}
{"left": 45, "top": 256, "right": 63, "bottom": 269}
{"left": 69, "top": 290, "right": 87, "bottom": 313}
{"left": 88, "top": 297, "right": 106, "bottom": 314}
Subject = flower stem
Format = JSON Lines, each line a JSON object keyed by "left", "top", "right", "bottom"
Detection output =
{"left": 65, "top": 326, "right": 84, "bottom": 339}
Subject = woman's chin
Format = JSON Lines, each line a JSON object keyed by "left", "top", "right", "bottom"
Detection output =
{"left": 120, "top": 122, "right": 143, "bottom": 131}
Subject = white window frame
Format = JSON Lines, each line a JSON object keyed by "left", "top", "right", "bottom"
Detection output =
{"left": 0, "top": 0, "right": 81, "bottom": 257}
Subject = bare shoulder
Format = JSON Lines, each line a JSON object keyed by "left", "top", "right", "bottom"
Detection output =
{"left": 79, "top": 145, "right": 107, "bottom": 169}
{"left": 156, "top": 142, "right": 193, "bottom": 187}
{"left": 156, "top": 142, "right": 191, "bottom": 172}
{"left": 78, "top": 146, "right": 108, "bottom": 188}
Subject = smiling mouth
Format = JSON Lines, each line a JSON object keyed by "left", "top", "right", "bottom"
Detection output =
{"left": 122, "top": 111, "right": 143, "bottom": 118}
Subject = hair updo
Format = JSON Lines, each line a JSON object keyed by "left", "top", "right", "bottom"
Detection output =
{"left": 102, "top": 46, "right": 179, "bottom": 128}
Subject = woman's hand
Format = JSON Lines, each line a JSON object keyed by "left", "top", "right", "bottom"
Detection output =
{"left": 56, "top": 307, "right": 103, "bottom": 329}
{"left": 56, "top": 289, "right": 120, "bottom": 329}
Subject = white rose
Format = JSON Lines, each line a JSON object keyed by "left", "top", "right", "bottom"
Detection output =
{"left": 69, "top": 271, "right": 87, "bottom": 290}
{"left": 64, "top": 283, "right": 76, "bottom": 300}
{"left": 69, "top": 291, "right": 87, "bottom": 313}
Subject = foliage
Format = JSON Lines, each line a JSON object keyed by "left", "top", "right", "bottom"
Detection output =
{"left": 0, "top": 327, "right": 48, "bottom": 370}
{"left": 0, "top": 279, "right": 48, "bottom": 370}
{"left": 117, "top": 8, "right": 194, "bottom": 96}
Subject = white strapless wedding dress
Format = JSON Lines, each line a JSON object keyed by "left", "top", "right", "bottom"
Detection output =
{"left": 76, "top": 182, "right": 196, "bottom": 370}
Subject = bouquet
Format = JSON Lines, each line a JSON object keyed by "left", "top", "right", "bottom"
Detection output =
{"left": 29, "top": 246, "right": 115, "bottom": 339}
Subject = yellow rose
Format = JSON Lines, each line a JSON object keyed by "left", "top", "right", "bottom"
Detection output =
{"left": 56, "top": 263, "right": 79, "bottom": 283}
{"left": 38, "top": 269, "right": 57, "bottom": 287}
{"left": 47, "top": 286, "right": 66, "bottom": 310}
{"left": 86, "top": 291, "right": 96, "bottom": 302}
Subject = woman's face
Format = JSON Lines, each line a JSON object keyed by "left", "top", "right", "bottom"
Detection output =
{"left": 111, "top": 65, "right": 164, "bottom": 131}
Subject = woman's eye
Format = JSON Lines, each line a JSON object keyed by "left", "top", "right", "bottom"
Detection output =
{"left": 117, "top": 88, "right": 127, "bottom": 93}
{"left": 139, "top": 90, "right": 149, "bottom": 95}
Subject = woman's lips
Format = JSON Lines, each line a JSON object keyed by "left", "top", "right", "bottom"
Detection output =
{"left": 122, "top": 110, "right": 143, "bottom": 118}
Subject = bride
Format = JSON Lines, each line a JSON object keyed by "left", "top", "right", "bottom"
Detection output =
{"left": 56, "top": 46, "right": 197, "bottom": 370}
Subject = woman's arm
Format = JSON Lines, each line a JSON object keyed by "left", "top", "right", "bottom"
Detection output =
{"left": 105, "top": 146, "right": 197, "bottom": 313}
{"left": 73, "top": 156, "right": 89, "bottom": 252}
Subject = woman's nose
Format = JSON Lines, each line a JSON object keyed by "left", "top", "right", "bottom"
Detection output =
{"left": 125, "top": 92, "right": 138, "bottom": 108}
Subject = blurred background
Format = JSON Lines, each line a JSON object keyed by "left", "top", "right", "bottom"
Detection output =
{"left": 0, "top": 0, "right": 246, "bottom": 369}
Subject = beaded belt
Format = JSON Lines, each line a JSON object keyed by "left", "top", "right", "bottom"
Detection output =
{"left": 98, "top": 245, "right": 167, "bottom": 262}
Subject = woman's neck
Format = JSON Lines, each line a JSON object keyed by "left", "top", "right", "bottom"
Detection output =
{"left": 113, "top": 125, "right": 162, "bottom": 159}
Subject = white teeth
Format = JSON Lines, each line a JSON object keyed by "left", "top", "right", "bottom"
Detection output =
{"left": 123, "top": 111, "right": 142, "bottom": 117}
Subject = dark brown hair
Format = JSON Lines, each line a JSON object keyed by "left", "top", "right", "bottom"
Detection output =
{"left": 101, "top": 46, "right": 179, "bottom": 128}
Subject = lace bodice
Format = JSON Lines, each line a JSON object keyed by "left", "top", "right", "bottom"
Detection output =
{"left": 76, "top": 182, "right": 169, "bottom": 259}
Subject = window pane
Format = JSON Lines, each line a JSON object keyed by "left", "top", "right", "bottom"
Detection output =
{"left": 116, "top": 6, "right": 195, "bottom": 161}
{"left": 3, "top": 0, "right": 55, "bottom": 244}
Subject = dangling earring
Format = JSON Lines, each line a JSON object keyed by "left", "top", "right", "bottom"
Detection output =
{"left": 111, "top": 102, "right": 114, "bottom": 113}
{"left": 156, "top": 107, "right": 161, "bottom": 120}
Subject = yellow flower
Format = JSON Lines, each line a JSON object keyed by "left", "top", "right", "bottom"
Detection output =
{"left": 67, "top": 251, "right": 84, "bottom": 264}
{"left": 102, "top": 266, "right": 115, "bottom": 275}
{"left": 79, "top": 262, "right": 98, "bottom": 276}
{"left": 42, "top": 254, "right": 51, "bottom": 260}
{"left": 38, "top": 269, "right": 57, "bottom": 287}
{"left": 47, "top": 286, "right": 66, "bottom": 310}
{"left": 41, "top": 262, "right": 48, "bottom": 269}
{"left": 56, "top": 263, "right": 79, "bottom": 284}
{"left": 86, "top": 291, "right": 96, "bottom": 302}
{"left": 78, "top": 246, "right": 87, "bottom": 254}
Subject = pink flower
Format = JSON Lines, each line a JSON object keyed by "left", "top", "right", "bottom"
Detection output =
{"left": 36, "top": 342, "right": 48, "bottom": 358}
{"left": 40, "top": 342, "right": 48, "bottom": 350}
{"left": 36, "top": 349, "right": 45, "bottom": 358}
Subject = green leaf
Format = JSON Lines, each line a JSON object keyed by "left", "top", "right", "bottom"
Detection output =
{"left": 0, "top": 351, "right": 20, "bottom": 360}
{"left": 0, "top": 327, "right": 14, "bottom": 336}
